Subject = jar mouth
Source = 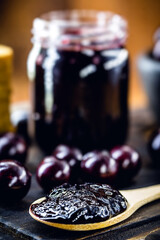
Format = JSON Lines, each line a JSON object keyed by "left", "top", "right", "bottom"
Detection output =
{"left": 32, "top": 10, "right": 128, "bottom": 50}
{"left": 40, "top": 10, "right": 126, "bottom": 26}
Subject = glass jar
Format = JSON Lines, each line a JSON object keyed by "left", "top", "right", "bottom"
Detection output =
{"left": 27, "top": 10, "right": 129, "bottom": 154}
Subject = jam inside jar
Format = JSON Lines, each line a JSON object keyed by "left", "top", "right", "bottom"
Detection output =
{"left": 27, "top": 10, "right": 129, "bottom": 153}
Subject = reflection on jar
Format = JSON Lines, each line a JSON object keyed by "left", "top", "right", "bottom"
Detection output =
{"left": 27, "top": 10, "right": 129, "bottom": 154}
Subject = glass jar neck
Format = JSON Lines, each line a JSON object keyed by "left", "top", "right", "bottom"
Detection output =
{"left": 32, "top": 10, "right": 128, "bottom": 50}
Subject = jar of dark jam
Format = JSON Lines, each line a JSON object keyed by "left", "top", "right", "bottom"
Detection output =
{"left": 27, "top": 10, "right": 129, "bottom": 154}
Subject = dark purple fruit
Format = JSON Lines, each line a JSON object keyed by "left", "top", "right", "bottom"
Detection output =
{"left": 110, "top": 145, "right": 141, "bottom": 182}
{"left": 53, "top": 144, "right": 82, "bottom": 181}
{"left": 0, "top": 132, "right": 27, "bottom": 164}
{"left": 81, "top": 150, "right": 118, "bottom": 184}
{"left": 0, "top": 160, "right": 31, "bottom": 202}
{"left": 36, "top": 156, "right": 71, "bottom": 191}
{"left": 148, "top": 129, "right": 160, "bottom": 167}
{"left": 53, "top": 144, "right": 82, "bottom": 168}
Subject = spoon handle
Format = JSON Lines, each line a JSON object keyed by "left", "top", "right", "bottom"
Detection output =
{"left": 121, "top": 184, "right": 160, "bottom": 208}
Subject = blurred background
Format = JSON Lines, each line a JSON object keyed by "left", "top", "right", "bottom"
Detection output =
{"left": 0, "top": 0, "right": 160, "bottom": 109}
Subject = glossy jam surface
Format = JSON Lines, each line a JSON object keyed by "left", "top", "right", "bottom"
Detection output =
{"left": 31, "top": 47, "right": 129, "bottom": 153}
{"left": 31, "top": 183, "right": 127, "bottom": 224}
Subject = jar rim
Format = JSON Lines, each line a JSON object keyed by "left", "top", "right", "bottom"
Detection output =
{"left": 39, "top": 10, "right": 126, "bottom": 26}
{"left": 32, "top": 10, "right": 128, "bottom": 50}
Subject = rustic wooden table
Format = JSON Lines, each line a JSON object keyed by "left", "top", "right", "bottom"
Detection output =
{"left": 0, "top": 108, "right": 160, "bottom": 240}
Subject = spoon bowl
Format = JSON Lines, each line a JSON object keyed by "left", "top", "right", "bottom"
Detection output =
{"left": 29, "top": 184, "right": 160, "bottom": 231}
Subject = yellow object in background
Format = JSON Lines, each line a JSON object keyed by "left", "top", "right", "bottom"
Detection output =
{"left": 0, "top": 45, "right": 13, "bottom": 133}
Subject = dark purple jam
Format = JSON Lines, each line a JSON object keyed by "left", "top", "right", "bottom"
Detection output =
{"left": 32, "top": 47, "right": 129, "bottom": 153}
{"left": 31, "top": 183, "right": 127, "bottom": 224}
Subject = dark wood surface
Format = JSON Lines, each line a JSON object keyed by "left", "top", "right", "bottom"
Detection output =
{"left": 0, "top": 109, "right": 160, "bottom": 240}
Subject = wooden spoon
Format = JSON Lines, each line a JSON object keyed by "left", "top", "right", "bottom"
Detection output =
{"left": 29, "top": 184, "right": 160, "bottom": 231}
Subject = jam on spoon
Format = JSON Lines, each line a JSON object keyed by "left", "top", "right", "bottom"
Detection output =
{"left": 30, "top": 184, "right": 160, "bottom": 231}
{"left": 31, "top": 183, "right": 127, "bottom": 224}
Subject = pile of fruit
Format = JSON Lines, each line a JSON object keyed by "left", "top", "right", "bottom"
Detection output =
{"left": 0, "top": 132, "right": 31, "bottom": 202}
{"left": 37, "top": 144, "right": 141, "bottom": 191}
{"left": 0, "top": 131, "right": 143, "bottom": 200}
{"left": 5, "top": 125, "right": 160, "bottom": 200}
